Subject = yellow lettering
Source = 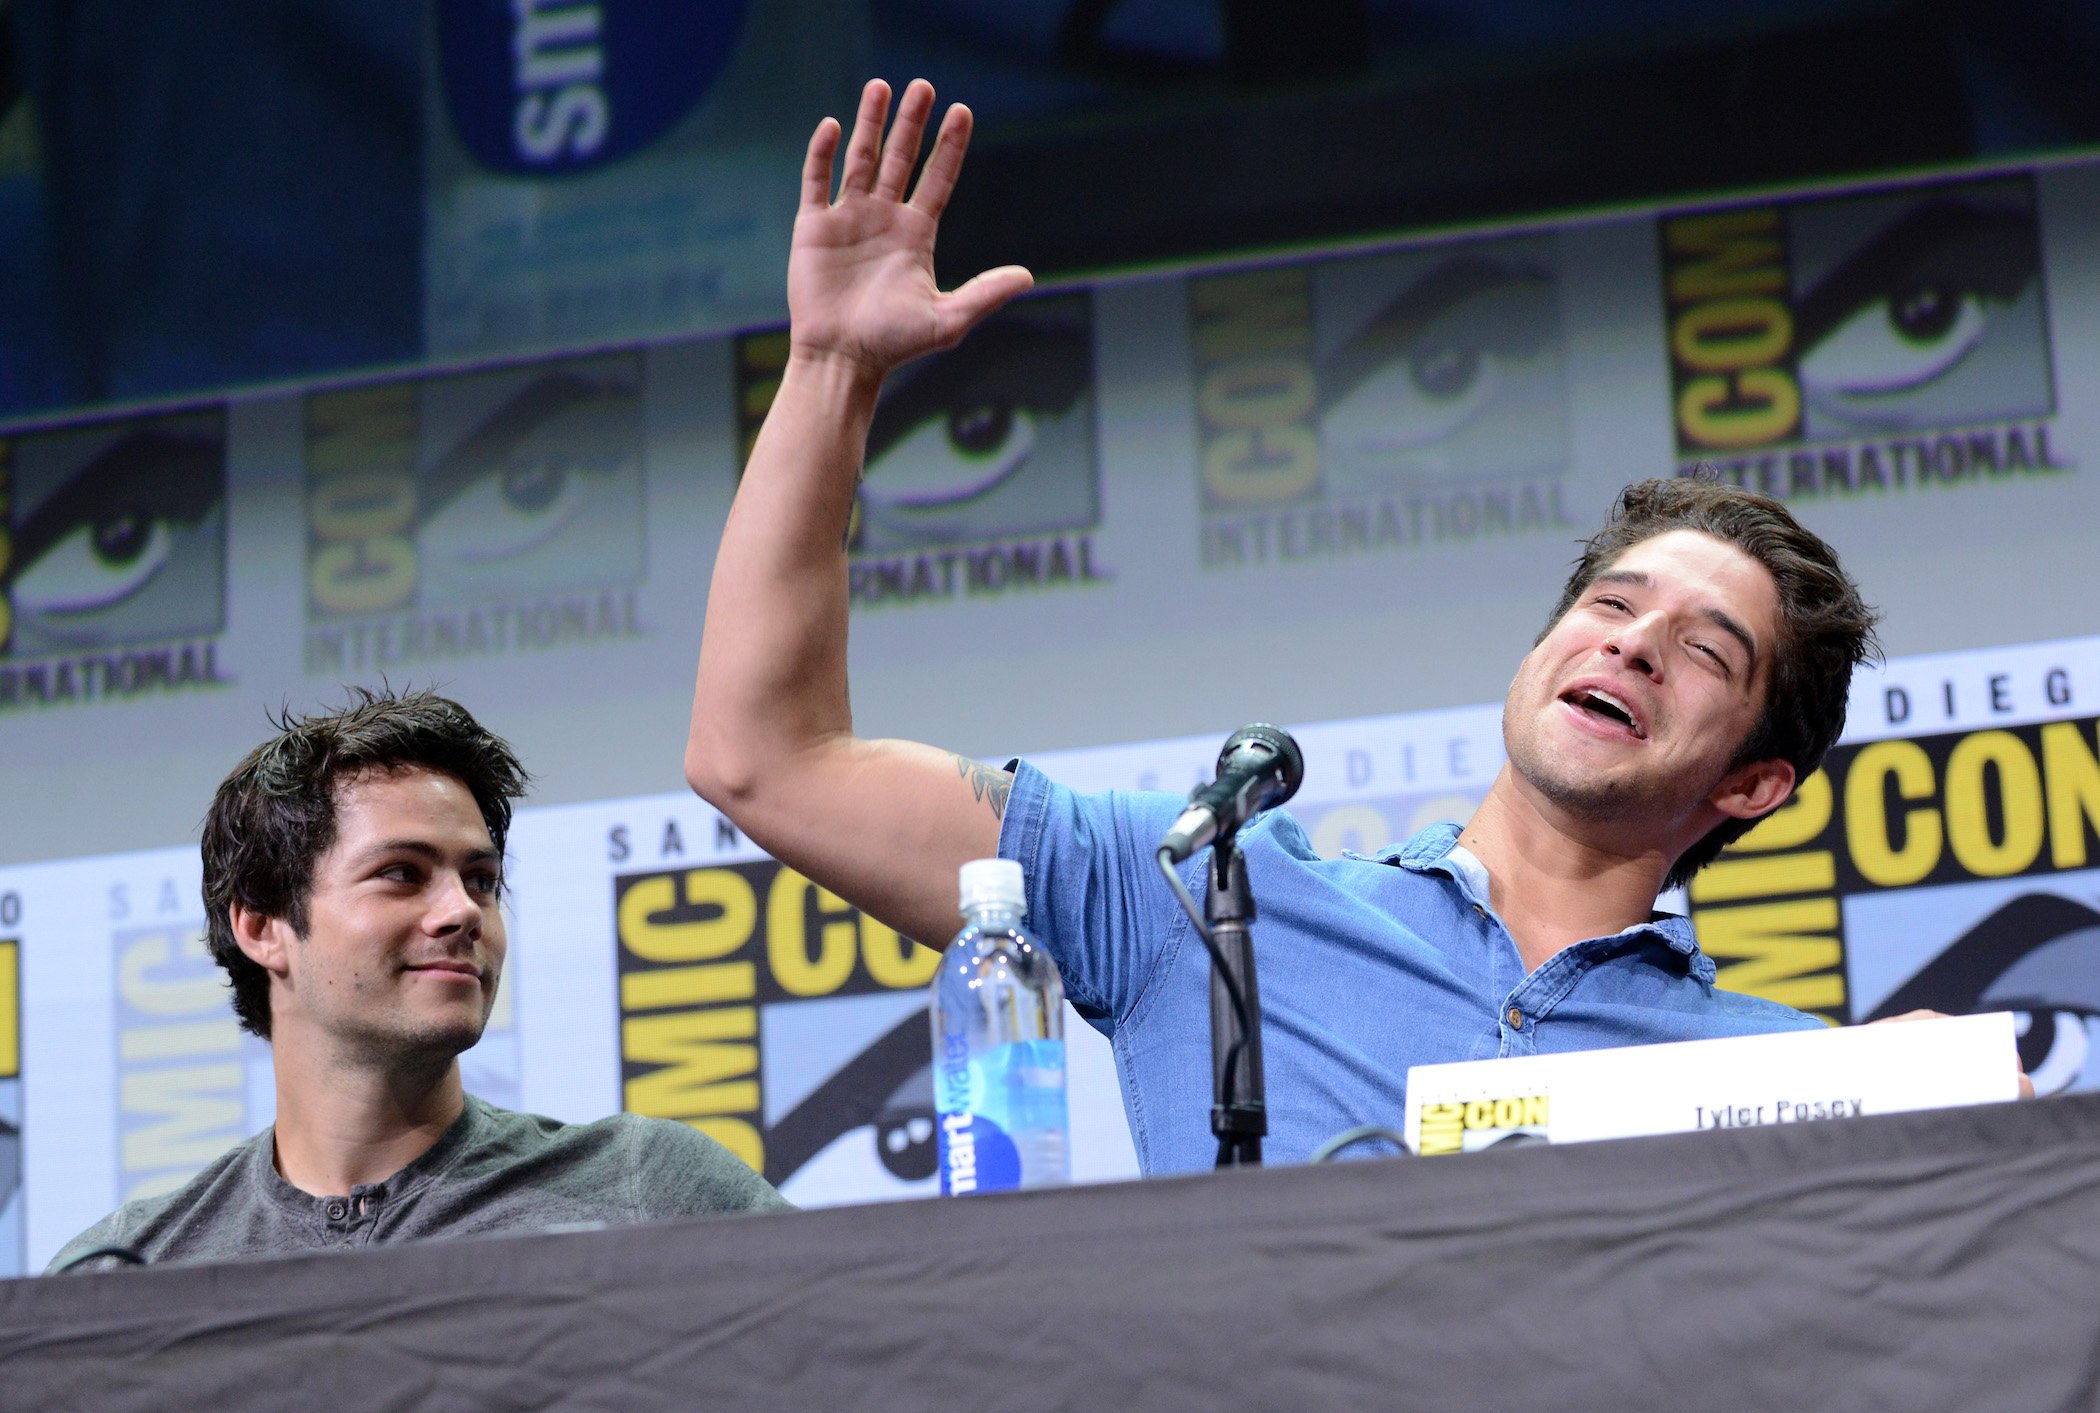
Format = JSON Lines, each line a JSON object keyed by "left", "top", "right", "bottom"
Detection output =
{"left": 1202, "top": 426, "right": 1321, "bottom": 504}
{"left": 309, "top": 538, "right": 416, "bottom": 615}
{"left": 120, "top": 1065, "right": 245, "bottom": 1176}
{"left": 1688, "top": 850, "right": 1835, "bottom": 904}
{"left": 860, "top": 914, "right": 940, "bottom": 990}
{"left": 622, "top": 1008, "right": 759, "bottom": 1118}
{"left": 619, "top": 961, "right": 757, "bottom": 1012}
{"left": 1697, "top": 899, "right": 1844, "bottom": 1012}
{"left": 618, "top": 870, "right": 756, "bottom": 964}
{"left": 0, "top": 941, "right": 17, "bottom": 1079}
{"left": 118, "top": 1019, "right": 242, "bottom": 1062}
{"left": 1845, "top": 740, "right": 1942, "bottom": 887}
{"left": 1198, "top": 358, "right": 1316, "bottom": 430}
{"left": 309, "top": 471, "right": 416, "bottom": 541}
{"left": 766, "top": 870, "right": 857, "bottom": 997}
{"left": 1944, "top": 731, "right": 2045, "bottom": 877}
{"left": 2042, "top": 721, "right": 2100, "bottom": 870}
{"left": 1521, "top": 1094, "right": 1549, "bottom": 1126}
{"left": 1417, "top": 1102, "right": 1464, "bottom": 1156}
{"left": 118, "top": 931, "right": 227, "bottom": 1016}
{"left": 1190, "top": 270, "right": 1310, "bottom": 360}
{"left": 1730, "top": 770, "right": 1833, "bottom": 851}
{"left": 1672, "top": 297, "right": 1793, "bottom": 372}
{"left": 1664, "top": 210, "right": 1786, "bottom": 301}
{"left": 1677, "top": 369, "right": 1800, "bottom": 447}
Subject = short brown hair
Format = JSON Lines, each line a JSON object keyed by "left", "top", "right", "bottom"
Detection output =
{"left": 1542, "top": 477, "right": 1881, "bottom": 889}
{"left": 201, "top": 688, "right": 529, "bottom": 1038}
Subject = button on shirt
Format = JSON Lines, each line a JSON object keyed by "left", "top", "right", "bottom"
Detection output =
{"left": 998, "top": 760, "right": 1822, "bottom": 1175}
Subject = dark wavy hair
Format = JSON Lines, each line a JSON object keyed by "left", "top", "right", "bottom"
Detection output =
{"left": 201, "top": 688, "right": 529, "bottom": 1038}
{"left": 1542, "top": 477, "right": 1881, "bottom": 890}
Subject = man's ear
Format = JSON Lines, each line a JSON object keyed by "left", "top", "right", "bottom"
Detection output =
{"left": 228, "top": 899, "right": 295, "bottom": 977}
{"left": 1710, "top": 756, "right": 1797, "bottom": 823}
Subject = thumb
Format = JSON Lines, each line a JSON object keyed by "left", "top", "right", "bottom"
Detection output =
{"left": 934, "top": 264, "right": 1035, "bottom": 346}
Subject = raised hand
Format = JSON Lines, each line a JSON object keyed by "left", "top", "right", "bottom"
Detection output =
{"left": 787, "top": 79, "right": 1033, "bottom": 376}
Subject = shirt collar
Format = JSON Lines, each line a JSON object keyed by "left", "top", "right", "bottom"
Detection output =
{"left": 1367, "top": 822, "right": 1714, "bottom": 979}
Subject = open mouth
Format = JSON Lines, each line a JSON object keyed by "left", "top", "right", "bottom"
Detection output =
{"left": 1563, "top": 687, "right": 1646, "bottom": 739}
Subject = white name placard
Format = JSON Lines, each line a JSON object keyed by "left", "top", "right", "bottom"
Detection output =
{"left": 1404, "top": 1012, "right": 2023, "bottom": 1155}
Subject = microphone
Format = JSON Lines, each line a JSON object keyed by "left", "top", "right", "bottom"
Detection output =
{"left": 1159, "top": 724, "right": 1305, "bottom": 863}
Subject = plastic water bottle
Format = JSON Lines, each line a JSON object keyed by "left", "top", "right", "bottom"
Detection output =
{"left": 930, "top": 859, "right": 1070, "bottom": 1195}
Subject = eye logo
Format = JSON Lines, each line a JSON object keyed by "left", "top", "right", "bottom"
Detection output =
{"left": 737, "top": 296, "right": 1108, "bottom": 610}
{"left": 1662, "top": 178, "right": 2052, "bottom": 468}
{"left": 304, "top": 353, "right": 646, "bottom": 643}
{"left": 1866, "top": 891, "right": 2100, "bottom": 1097}
{"left": 1192, "top": 238, "right": 1575, "bottom": 569}
{"left": 854, "top": 316, "right": 1093, "bottom": 552}
{"left": 2, "top": 414, "right": 227, "bottom": 660}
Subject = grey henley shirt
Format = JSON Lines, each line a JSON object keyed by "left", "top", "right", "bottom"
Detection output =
{"left": 47, "top": 1095, "right": 790, "bottom": 1273}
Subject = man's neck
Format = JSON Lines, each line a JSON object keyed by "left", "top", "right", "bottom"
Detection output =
{"left": 1457, "top": 765, "right": 1677, "bottom": 973}
{"left": 267, "top": 1033, "right": 467, "bottom": 1198}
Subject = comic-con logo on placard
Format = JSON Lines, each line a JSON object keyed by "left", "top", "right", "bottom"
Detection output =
{"left": 614, "top": 858, "right": 944, "bottom": 1203}
{"left": 0, "top": 922, "right": 22, "bottom": 1277}
{"left": 1688, "top": 713, "right": 2100, "bottom": 1051}
{"left": 303, "top": 351, "right": 647, "bottom": 674}
{"left": 1660, "top": 176, "right": 2062, "bottom": 498}
{"left": 0, "top": 408, "right": 229, "bottom": 710}
{"left": 736, "top": 294, "right": 1108, "bottom": 609}
{"left": 1190, "top": 236, "right": 1577, "bottom": 571}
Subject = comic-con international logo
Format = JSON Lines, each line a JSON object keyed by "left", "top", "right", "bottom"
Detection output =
{"left": 735, "top": 294, "right": 1107, "bottom": 609}
{"left": 1660, "top": 175, "right": 2062, "bottom": 497}
{"left": 1688, "top": 713, "right": 2100, "bottom": 1096}
{"left": 0, "top": 408, "right": 229, "bottom": 709}
{"left": 303, "top": 351, "right": 647, "bottom": 672}
{"left": 1190, "top": 236, "right": 1577, "bottom": 570}
{"left": 614, "top": 858, "right": 943, "bottom": 1202}
{"left": 0, "top": 923, "right": 21, "bottom": 1277}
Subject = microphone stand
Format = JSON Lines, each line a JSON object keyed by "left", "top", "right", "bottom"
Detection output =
{"left": 1207, "top": 830, "right": 1266, "bottom": 1168}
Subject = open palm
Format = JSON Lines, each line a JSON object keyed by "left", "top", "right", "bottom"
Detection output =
{"left": 787, "top": 79, "right": 1032, "bottom": 374}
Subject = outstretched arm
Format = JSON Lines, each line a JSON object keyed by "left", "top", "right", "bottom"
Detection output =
{"left": 688, "top": 79, "right": 1034, "bottom": 949}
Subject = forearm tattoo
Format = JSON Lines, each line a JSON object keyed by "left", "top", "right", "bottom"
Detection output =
{"left": 952, "top": 754, "right": 1013, "bottom": 820}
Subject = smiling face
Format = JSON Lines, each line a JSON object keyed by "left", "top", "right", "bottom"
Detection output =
{"left": 1502, "top": 528, "right": 1795, "bottom": 846}
{"left": 238, "top": 766, "right": 507, "bottom": 1068}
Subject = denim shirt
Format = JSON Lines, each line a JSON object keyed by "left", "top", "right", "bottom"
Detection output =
{"left": 998, "top": 760, "right": 1822, "bottom": 1175}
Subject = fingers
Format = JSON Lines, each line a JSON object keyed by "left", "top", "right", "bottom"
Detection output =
{"left": 909, "top": 103, "right": 974, "bottom": 219}
{"left": 801, "top": 116, "right": 841, "bottom": 211}
{"left": 873, "top": 79, "right": 935, "bottom": 201}
{"left": 836, "top": 79, "right": 891, "bottom": 197}
{"left": 935, "top": 264, "right": 1035, "bottom": 346}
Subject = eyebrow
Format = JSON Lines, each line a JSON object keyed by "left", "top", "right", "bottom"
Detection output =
{"left": 1590, "top": 569, "right": 1759, "bottom": 674}
{"left": 354, "top": 839, "right": 503, "bottom": 869}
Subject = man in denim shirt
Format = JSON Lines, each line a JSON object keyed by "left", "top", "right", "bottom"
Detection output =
{"left": 689, "top": 79, "right": 1891, "bottom": 1173}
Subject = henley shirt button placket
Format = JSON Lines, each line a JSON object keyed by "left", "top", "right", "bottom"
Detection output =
{"left": 325, "top": 1199, "right": 348, "bottom": 1221}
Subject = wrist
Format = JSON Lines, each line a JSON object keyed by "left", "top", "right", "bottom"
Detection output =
{"left": 783, "top": 342, "right": 892, "bottom": 399}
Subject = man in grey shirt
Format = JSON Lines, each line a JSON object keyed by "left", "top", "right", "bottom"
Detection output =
{"left": 50, "top": 689, "right": 786, "bottom": 1273}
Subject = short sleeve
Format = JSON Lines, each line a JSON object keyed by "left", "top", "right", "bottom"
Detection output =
{"left": 996, "top": 759, "right": 1192, "bottom": 1033}
{"left": 45, "top": 1210, "right": 131, "bottom": 1275}
{"left": 629, "top": 1118, "right": 793, "bottom": 1220}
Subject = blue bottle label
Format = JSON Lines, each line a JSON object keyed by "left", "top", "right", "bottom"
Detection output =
{"left": 935, "top": 1038, "right": 1067, "bottom": 1195}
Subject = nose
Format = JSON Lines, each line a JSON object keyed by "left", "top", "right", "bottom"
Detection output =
{"left": 1604, "top": 609, "right": 1667, "bottom": 679}
{"left": 425, "top": 871, "right": 484, "bottom": 938}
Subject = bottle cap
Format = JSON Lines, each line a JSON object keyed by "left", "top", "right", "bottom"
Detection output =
{"left": 958, "top": 858, "right": 1026, "bottom": 916}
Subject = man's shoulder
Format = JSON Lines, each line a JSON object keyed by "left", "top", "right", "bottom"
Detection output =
{"left": 44, "top": 1135, "right": 264, "bottom": 1274}
{"left": 457, "top": 1098, "right": 790, "bottom": 1217}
